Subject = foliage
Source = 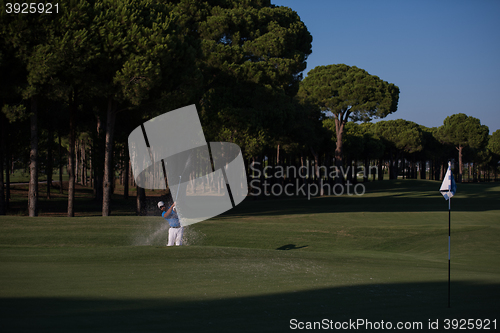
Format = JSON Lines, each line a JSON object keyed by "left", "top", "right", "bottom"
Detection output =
{"left": 297, "top": 64, "right": 399, "bottom": 122}
{"left": 359, "top": 123, "right": 385, "bottom": 160}
{"left": 372, "top": 119, "right": 424, "bottom": 154}
{"left": 1, "top": 1, "right": 499, "bottom": 218}
{"left": 487, "top": 129, "right": 500, "bottom": 156}
{"left": 342, "top": 122, "right": 365, "bottom": 160}
{"left": 436, "top": 113, "right": 489, "bottom": 151}
{"left": 195, "top": 0, "right": 312, "bottom": 157}
{"left": 435, "top": 113, "right": 489, "bottom": 181}
{"left": 297, "top": 64, "right": 399, "bottom": 173}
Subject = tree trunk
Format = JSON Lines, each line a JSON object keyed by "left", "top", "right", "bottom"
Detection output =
{"left": 0, "top": 111, "right": 5, "bottom": 215}
{"left": 401, "top": 159, "right": 405, "bottom": 179}
{"left": 308, "top": 157, "right": 312, "bottom": 181}
{"left": 377, "top": 159, "right": 383, "bottom": 181}
{"left": 259, "top": 155, "right": 265, "bottom": 197}
{"left": 58, "top": 131, "right": 63, "bottom": 194}
{"left": 46, "top": 126, "right": 53, "bottom": 199}
{"left": 325, "top": 153, "right": 332, "bottom": 186}
{"left": 75, "top": 139, "right": 80, "bottom": 185}
{"left": 467, "top": 162, "right": 472, "bottom": 183}
{"left": 372, "top": 159, "right": 376, "bottom": 181}
{"left": 472, "top": 160, "right": 477, "bottom": 182}
{"left": 353, "top": 158, "right": 358, "bottom": 184}
{"left": 420, "top": 159, "right": 426, "bottom": 180}
{"left": 124, "top": 159, "right": 129, "bottom": 200}
{"left": 346, "top": 158, "right": 352, "bottom": 182}
{"left": 67, "top": 92, "right": 77, "bottom": 217}
{"left": 89, "top": 144, "right": 93, "bottom": 188}
{"left": 363, "top": 157, "right": 369, "bottom": 183}
{"left": 250, "top": 156, "right": 256, "bottom": 199}
{"left": 276, "top": 144, "right": 280, "bottom": 166}
{"left": 311, "top": 147, "right": 323, "bottom": 196}
{"left": 136, "top": 186, "right": 146, "bottom": 215}
{"left": 268, "top": 150, "right": 274, "bottom": 187}
{"left": 94, "top": 114, "right": 104, "bottom": 202}
{"left": 102, "top": 97, "right": 117, "bottom": 216}
{"left": 28, "top": 96, "right": 39, "bottom": 217}
{"left": 300, "top": 153, "right": 305, "bottom": 187}
{"left": 429, "top": 159, "right": 433, "bottom": 180}
{"left": 5, "top": 151, "right": 11, "bottom": 209}
{"left": 334, "top": 116, "right": 345, "bottom": 184}
{"left": 457, "top": 145, "right": 463, "bottom": 183}
{"left": 82, "top": 139, "right": 87, "bottom": 186}
{"left": 395, "top": 154, "right": 402, "bottom": 179}
{"left": 388, "top": 149, "right": 395, "bottom": 180}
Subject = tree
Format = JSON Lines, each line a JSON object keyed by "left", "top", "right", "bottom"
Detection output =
{"left": 487, "top": 130, "right": 500, "bottom": 157}
{"left": 417, "top": 126, "right": 440, "bottom": 180}
{"left": 195, "top": 1, "right": 312, "bottom": 158}
{"left": 342, "top": 122, "right": 365, "bottom": 181}
{"left": 359, "top": 123, "right": 385, "bottom": 182}
{"left": 487, "top": 130, "right": 500, "bottom": 180}
{"left": 89, "top": 0, "right": 187, "bottom": 216}
{"left": 45, "top": 1, "right": 94, "bottom": 216}
{"left": 0, "top": 6, "right": 59, "bottom": 216}
{"left": 0, "top": 29, "right": 25, "bottom": 214}
{"left": 372, "top": 119, "right": 424, "bottom": 179}
{"left": 436, "top": 113, "right": 489, "bottom": 182}
{"left": 297, "top": 64, "right": 399, "bottom": 181}
{"left": 1, "top": 0, "right": 98, "bottom": 217}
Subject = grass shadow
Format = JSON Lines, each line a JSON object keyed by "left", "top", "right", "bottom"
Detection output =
{"left": 276, "top": 244, "right": 308, "bottom": 250}
{"left": 219, "top": 180, "right": 500, "bottom": 218}
{"left": 6, "top": 180, "right": 500, "bottom": 217}
{"left": 1, "top": 281, "right": 498, "bottom": 332}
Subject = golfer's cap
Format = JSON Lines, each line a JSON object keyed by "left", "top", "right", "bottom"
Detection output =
{"left": 157, "top": 201, "right": 165, "bottom": 209}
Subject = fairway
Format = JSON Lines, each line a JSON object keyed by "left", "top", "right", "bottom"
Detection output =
{"left": 1, "top": 180, "right": 499, "bottom": 332}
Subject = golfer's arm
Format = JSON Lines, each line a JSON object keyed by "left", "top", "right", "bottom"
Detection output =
{"left": 165, "top": 205, "right": 174, "bottom": 215}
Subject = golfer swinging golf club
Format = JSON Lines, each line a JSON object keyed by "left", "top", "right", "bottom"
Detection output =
{"left": 158, "top": 201, "right": 184, "bottom": 246}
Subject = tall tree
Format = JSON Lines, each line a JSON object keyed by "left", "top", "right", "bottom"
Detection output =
{"left": 0, "top": 111, "right": 5, "bottom": 215}
{"left": 0, "top": 29, "right": 25, "bottom": 214}
{"left": 90, "top": 0, "right": 189, "bottom": 216}
{"left": 436, "top": 113, "right": 489, "bottom": 182}
{"left": 487, "top": 130, "right": 500, "bottom": 180}
{"left": 359, "top": 123, "right": 385, "bottom": 182}
{"left": 297, "top": 64, "right": 399, "bottom": 180}
{"left": 33, "top": 0, "right": 94, "bottom": 217}
{"left": 417, "top": 126, "right": 440, "bottom": 180}
{"left": 372, "top": 119, "right": 424, "bottom": 179}
{"left": 1, "top": 6, "right": 58, "bottom": 216}
{"left": 195, "top": 0, "right": 313, "bottom": 158}
{"left": 488, "top": 130, "right": 500, "bottom": 158}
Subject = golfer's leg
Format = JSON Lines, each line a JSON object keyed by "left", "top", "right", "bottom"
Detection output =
{"left": 176, "top": 227, "right": 184, "bottom": 246}
{"left": 167, "top": 228, "right": 176, "bottom": 246}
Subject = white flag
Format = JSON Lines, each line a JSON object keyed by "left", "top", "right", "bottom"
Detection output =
{"left": 440, "top": 163, "right": 457, "bottom": 200}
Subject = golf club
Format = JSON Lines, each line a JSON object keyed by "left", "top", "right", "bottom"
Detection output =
{"left": 174, "top": 175, "right": 181, "bottom": 210}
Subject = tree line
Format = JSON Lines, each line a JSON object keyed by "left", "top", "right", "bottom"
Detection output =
{"left": 1, "top": 1, "right": 499, "bottom": 216}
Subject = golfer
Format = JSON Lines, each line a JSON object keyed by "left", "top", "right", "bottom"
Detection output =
{"left": 158, "top": 201, "right": 184, "bottom": 246}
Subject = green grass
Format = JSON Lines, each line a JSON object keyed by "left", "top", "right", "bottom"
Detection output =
{"left": 7, "top": 169, "right": 71, "bottom": 183}
{"left": 0, "top": 180, "right": 499, "bottom": 332}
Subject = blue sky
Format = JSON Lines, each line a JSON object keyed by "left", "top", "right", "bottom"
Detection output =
{"left": 271, "top": 0, "right": 500, "bottom": 134}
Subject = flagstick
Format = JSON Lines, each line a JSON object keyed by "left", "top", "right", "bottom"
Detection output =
{"left": 448, "top": 196, "right": 451, "bottom": 308}
{"left": 440, "top": 161, "right": 455, "bottom": 309}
